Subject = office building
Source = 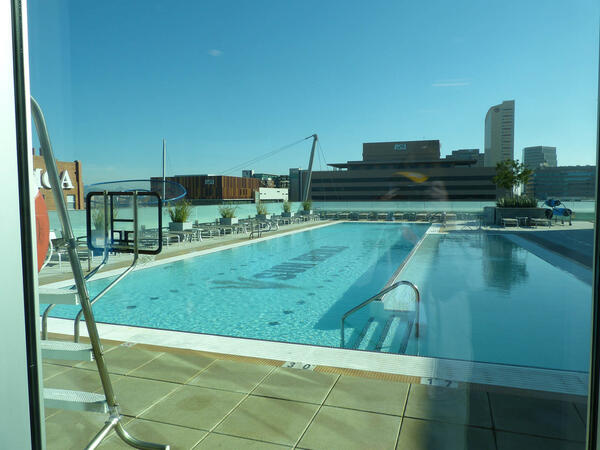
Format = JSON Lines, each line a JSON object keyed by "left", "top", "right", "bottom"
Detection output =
{"left": 484, "top": 100, "right": 515, "bottom": 167}
{"left": 530, "top": 166, "right": 596, "bottom": 200}
{"left": 290, "top": 140, "right": 500, "bottom": 201}
{"left": 153, "top": 175, "right": 260, "bottom": 202}
{"left": 523, "top": 146, "right": 557, "bottom": 170}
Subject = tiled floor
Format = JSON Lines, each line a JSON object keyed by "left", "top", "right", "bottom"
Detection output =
{"left": 43, "top": 342, "right": 587, "bottom": 449}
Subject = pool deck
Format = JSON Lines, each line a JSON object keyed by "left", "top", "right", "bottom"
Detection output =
{"left": 44, "top": 334, "right": 587, "bottom": 450}
{"left": 41, "top": 219, "right": 594, "bottom": 448}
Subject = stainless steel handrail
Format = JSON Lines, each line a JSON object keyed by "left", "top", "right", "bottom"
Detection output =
{"left": 340, "top": 280, "right": 420, "bottom": 348}
{"left": 32, "top": 97, "right": 169, "bottom": 450}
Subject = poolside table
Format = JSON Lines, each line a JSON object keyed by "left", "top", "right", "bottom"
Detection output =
{"left": 516, "top": 216, "right": 529, "bottom": 227}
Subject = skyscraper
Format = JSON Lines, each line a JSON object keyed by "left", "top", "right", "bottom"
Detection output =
{"left": 484, "top": 100, "right": 515, "bottom": 167}
{"left": 522, "top": 146, "right": 557, "bottom": 170}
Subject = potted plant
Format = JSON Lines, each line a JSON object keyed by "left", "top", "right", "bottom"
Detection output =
{"left": 299, "top": 200, "right": 313, "bottom": 215}
{"left": 168, "top": 199, "right": 193, "bottom": 231}
{"left": 255, "top": 201, "right": 271, "bottom": 220}
{"left": 484, "top": 159, "right": 545, "bottom": 225}
{"left": 90, "top": 204, "right": 117, "bottom": 254}
{"left": 218, "top": 204, "right": 238, "bottom": 225}
{"left": 281, "top": 200, "right": 294, "bottom": 218}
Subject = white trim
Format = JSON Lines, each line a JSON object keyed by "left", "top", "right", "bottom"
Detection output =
{"left": 46, "top": 316, "right": 588, "bottom": 396}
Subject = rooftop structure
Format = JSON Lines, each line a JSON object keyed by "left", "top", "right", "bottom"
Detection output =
{"left": 362, "top": 140, "right": 441, "bottom": 162}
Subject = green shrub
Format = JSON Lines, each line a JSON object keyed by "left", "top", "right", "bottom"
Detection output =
{"left": 218, "top": 204, "right": 237, "bottom": 218}
{"left": 302, "top": 200, "right": 312, "bottom": 211}
{"left": 282, "top": 201, "right": 291, "bottom": 213}
{"left": 168, "top": 200, "right": 192, "bottom": 222}
{"left": 256, "top": 201, "right": 268, "bottom": 215}
{"left": 496, "top": 195, "right": 538, "bottom": 208}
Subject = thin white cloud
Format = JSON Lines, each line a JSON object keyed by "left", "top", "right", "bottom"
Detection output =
{"left": 208, "top": 49, "right": 223, "bottom": 57}
{"left": 432, "top": 79, "right": 470, "bottom": 87}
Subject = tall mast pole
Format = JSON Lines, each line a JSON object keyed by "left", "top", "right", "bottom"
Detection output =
{"left": 162, "top": 139, "right": 166, "bottom": 200}
{"left": 302, "top": 134, "right": 318, "bottom": 202}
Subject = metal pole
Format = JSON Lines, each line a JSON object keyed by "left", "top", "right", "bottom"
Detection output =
{"left": 162, "top": 139, "right": 166, "bottom": 201}
{"left": 302, "top": 134, "right": 318, "bottom": 202}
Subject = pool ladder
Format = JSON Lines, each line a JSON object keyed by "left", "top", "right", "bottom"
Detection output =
{"left": 340, "top": 280, "right": 420, "bottom": 349}
{"left": 32, "top": 97, "right": 169, "bottom": 449}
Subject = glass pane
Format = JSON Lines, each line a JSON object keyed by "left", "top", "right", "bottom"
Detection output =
{"left": 28, "top": 1, "right": 598, "bottom": 448}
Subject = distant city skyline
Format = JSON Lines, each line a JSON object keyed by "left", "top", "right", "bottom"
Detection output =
{"left": 27, "top": 0, "right": 599, "bottom": 184}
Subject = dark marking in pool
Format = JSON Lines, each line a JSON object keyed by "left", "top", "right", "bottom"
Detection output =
{"left": 218, "top": 272, "right": 225, "bottom": 275}
{"left": 325, "top": 279, "right": 332, "bottom": 282}
{"left": 268, "top": 321, "right": 280, "bottom": 326}
{"left": 150, "top": 296, "right": 159, "bottom": 300}
{"left": 126, "top": 305, "right": 137, "bottom": 309}
{"left": 308, "top": 293, "right": 315, "bottom": 296}
{"left": 283, "top": 310, "right": 294, "bottom": 315}
{"left": 297, "top": 300, "right": 306, "bottom": 305}
{"left": 187, "top": 283, "right": 195, "bottom": 286}
{"left": 170, "top": 289, "right": 179, "bottom": 293}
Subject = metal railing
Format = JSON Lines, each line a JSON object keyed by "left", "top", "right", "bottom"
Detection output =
{"left": 340, "top": 280, "right": 420, "bottom": 348}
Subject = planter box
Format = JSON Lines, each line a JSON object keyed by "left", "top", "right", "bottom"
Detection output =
{"left": 169, "top": 221, "right": 192, "bottom": 231}
{"left": 90, "top": 229, "right": 106, "bottom": 255}
{"left": 281, "top": 212, "right": 294, "bottom": 218}
{"left": 219, "top": 217, "right": 238, "bottom": 225}
{"left": 256, "top": 214, "right": 271, "bottom": 220}
{"left": 299, "top": 210, "right": 313, "bottom": 215}
{"left": 493, "top": 207, "right": 547, "bottom": 226}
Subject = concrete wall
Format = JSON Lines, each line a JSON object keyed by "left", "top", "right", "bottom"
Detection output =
{"left": 258, "top": 187, "right": 288, "bottom": 202}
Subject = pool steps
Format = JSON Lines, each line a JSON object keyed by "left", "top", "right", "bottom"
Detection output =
{"left": 350, "top": 303, "right": 416, "bottom": 354}
{"left": 39, "top": 286, "right": 79, "bottom": 305}
{"left": 44, "top": 388, "right": 108, "bottom": 414}
{"left": 40, "top": 340, "right": 96, "bottom": 361}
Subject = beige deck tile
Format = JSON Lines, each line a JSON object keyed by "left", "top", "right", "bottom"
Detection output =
{"left": 140, "top": 385, "right": 245, "bottom": 430}
{"left": 42, "top": 362, "right": 71, "bottom": 381}
{"left": 298, "top": 405, "right": 401, "bottom": 450}
{"left": 396, "top": 417, "right": 495, "bottom": 450}
{"left": 496, "top": 431, "right": 584, "bottom": 450}
{"left": 252, "top": 367, "right": 338, "bottom": 404}
{"left": 128, "top": 351, "right": 215, "bottom": 384}
{"left": 44, "top": 411, "right": 131, "bottom": 450}
{"left": 215, "top": 396, "right": 318, "bottom": 446}
{"left": 99, "top": 418, "right": 206, "bottom": 449}
{"left": 77, "top": 344, "right": 161, "bottom": 375}
{"left": 405, "top": 384, "right": 492, "bottom": 428}
{"left": 489, "top": 392, "right": 585, "bottom": 442}
{"left": 194, "top": 432, "right": 288, "bottom": 449}
{"left": 112, "top": 376, "right": 181, "bottom": 417}
{"left": 45, "top": 366, "right": 118, "bottom": 393}
{"left": 324, "top": 375, "right": 409, "bottom": 416}
{"left": 187, "top": 359, "right": 274, "bottom": 393}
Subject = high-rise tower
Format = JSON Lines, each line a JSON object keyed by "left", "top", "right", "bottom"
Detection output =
{"left": 484, "top": 100, "right": 515, "bottom": 167}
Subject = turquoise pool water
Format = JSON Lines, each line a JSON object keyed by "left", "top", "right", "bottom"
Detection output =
{"left": 47, "top": 224, "right": 592, "bottom": 372}
{"left": 49, "top": 223, "right": 428, "bottom": 346}
{"left": 398, "top": 233, "right": 592, "bottom": 372}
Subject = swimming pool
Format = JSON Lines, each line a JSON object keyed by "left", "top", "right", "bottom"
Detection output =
{"left": 48, "top": 222, "right": 428, "bottom": 346}
{"left": 46, "top": 224, "right": 592, "bottom": 372}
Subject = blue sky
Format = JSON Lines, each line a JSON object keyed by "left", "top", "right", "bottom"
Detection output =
{"left": 28, "top": 0, "right": 599, "bottom": 184}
